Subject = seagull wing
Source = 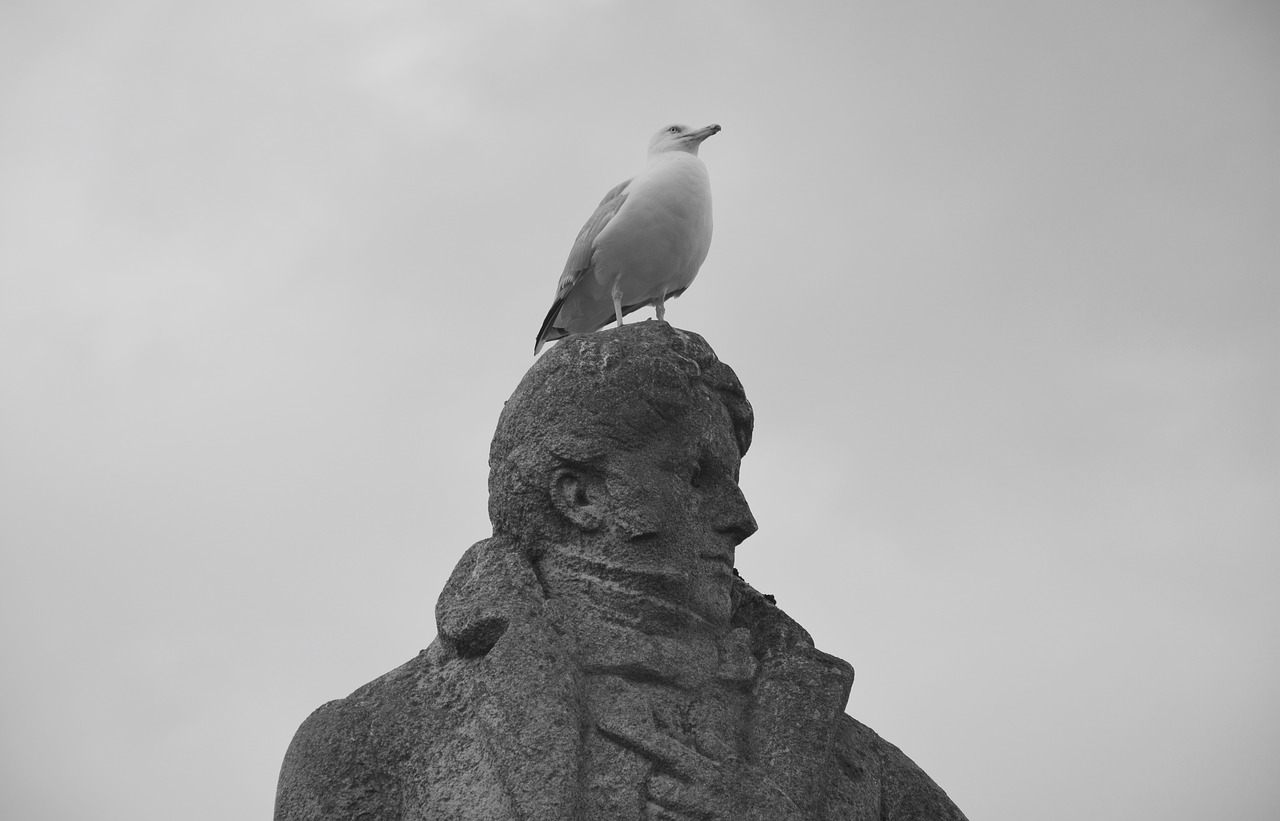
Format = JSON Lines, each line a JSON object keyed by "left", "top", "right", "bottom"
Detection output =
{"left": 534, "top": 178, "right": 633, "bottom": 353}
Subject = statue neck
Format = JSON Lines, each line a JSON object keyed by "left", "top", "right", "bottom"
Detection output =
{"left": 535, "top": 538, "right": 731, "bottom": 687}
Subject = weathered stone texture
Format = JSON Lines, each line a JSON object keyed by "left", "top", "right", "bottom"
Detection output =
{"left": 276, "top": 322, "right": 967, "bottom": 820}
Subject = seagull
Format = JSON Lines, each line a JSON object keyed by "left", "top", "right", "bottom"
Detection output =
{"left": 533, "top": 123, "right": 721, "bottom": 354}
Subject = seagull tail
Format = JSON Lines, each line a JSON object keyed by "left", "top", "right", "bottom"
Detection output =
{"left": 534, "top": 297, "right": 569, "bottom": 355}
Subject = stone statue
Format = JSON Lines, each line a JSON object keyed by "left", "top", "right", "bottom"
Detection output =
{"left": 275, "top": 323, "right": 968, "bottom": 820}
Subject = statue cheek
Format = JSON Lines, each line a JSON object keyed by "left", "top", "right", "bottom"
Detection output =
{"left": 607, "top": 484, "right": 664, "bottom": 538}
{"left": 615, "top": 507, "right": 660, "bottom": 540}
{"left": 610, "top": 477, "right": 690, "bottom": 540}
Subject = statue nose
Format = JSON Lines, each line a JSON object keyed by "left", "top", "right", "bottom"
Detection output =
{"left": 714, "top": 488, "right": 758, "bottom": 544}
{"left": 718, "top": 515, "right": 758, "bottom": 545}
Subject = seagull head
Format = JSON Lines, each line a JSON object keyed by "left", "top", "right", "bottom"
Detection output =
{"left": 648, "top": 123, "right": 721, "bottom": 156}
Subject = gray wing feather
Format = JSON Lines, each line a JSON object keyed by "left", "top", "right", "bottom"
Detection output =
{"left": 534, "top": 178, "right": 633, "bottom": 354}
{"left": 554, "top": 178, "right": 632, "bottom": 298}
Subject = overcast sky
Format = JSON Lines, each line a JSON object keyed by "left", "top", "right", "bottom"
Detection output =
{"left": 1, "top": 2, "right": 1277, "bottom": 819}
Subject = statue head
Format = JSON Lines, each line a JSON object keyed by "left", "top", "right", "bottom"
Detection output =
{"left": 487, "top": 323, "right": 757, "bottom": 633}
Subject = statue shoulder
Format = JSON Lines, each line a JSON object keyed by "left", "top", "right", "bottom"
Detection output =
{"left": 274, "top": 645, "right": 461, "bottom": 821}
{"left": 832, "top": 714, "right": 969, "bottom": 821}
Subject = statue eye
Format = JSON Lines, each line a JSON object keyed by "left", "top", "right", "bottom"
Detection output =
{"left": 690, "top": 463, "right": 703, "bottom": 488}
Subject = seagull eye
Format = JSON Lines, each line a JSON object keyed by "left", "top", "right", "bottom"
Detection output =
{"left": 668, "top": 126, "right": 680, "bottom": 133}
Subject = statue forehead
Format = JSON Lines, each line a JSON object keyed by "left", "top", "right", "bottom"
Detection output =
{"left": 613, "top": 400, "right": 741, "bottom": 466}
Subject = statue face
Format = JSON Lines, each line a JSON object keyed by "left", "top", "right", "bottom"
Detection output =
{"left": 596, "top": 402, "right": 758, "bottom": 633}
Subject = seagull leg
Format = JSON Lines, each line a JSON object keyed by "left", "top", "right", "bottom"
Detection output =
{"left": 612, "top": 283, "right": 625, "bottom": 327}
{"left": 654, "top": 294, "right": 666, "bottom": 323}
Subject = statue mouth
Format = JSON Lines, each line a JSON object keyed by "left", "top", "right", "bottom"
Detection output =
{"left": 698, "top": 551, "right": 734, "bottom": 572}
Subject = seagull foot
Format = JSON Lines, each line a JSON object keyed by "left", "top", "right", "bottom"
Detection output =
{"left": 612, "top": 288, "right": 625, "bottom": 327}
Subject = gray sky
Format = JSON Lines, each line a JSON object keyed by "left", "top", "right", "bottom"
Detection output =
{"left": 1, "top": 1, "right": 1277, "bottom": 819}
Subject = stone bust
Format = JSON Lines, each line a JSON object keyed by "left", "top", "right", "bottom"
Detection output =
{"left": 275, "top": 322, "right": 967, "bottom": 821}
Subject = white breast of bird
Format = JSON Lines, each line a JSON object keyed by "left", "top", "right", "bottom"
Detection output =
{"left": 592, "top": 150, "right": 713, "bottom": 303}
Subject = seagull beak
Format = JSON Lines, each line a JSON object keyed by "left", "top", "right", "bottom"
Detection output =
{"left": 684, "top": 124, "right": 722, "bottom": 144}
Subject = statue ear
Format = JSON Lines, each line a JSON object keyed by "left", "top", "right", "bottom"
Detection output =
{"left": 550, "top": 468, "right": 607, "bottom": 532}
